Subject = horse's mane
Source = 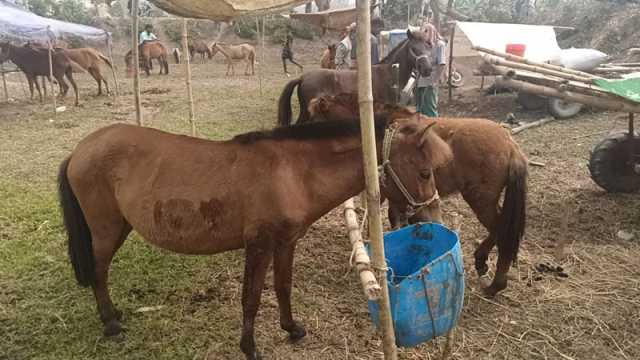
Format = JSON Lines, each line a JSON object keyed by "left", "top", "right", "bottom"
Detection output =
{"left": 233, "top": 117, "right": 389, "bottom": 144}
{"left": 380, "top": 38, "right": 408, "bottom": 64}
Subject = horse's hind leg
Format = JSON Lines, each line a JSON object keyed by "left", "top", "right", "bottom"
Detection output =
{"left": 460, "top": 190, "right": 499, "bottom": 277}
{"left": 239, "top": 242, "right": 273, "bottom": 360}
{"left": 32, "top": 75, "right": 43, "bottom": 103}
{"left": 273, "top": 242, "right": 306, "bottom": 341}
{"left": 65, "top": 69, "right": 79, "bottom": 106}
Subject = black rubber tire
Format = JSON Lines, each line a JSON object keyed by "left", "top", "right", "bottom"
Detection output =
{"left": 588, "top": 132, "right": 640, "bottom": 193}
{"left": 517, "top": 92, "right": 547, "bottom": 110}
{"left": 548, "top": 98, "right": 583, "bottom": 119}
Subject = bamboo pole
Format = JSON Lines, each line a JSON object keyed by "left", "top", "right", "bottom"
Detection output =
{"left": 106, "top": 32, "right": 120, "bottom": 99}
{"left": 131, "top": 0, "right": 143, "bottom": 126}
{"left": 181, "top": 19, "right": 196, "bottom": 136}
{"left": 497, "top": 77, "right": 640, "bottom": 113}
{"left": 356, "top": 0, "right": 397, "bottom": 358}
{"left": 47, "top": 37, "right": 57, "bottom": 115}
{"left": 511, "top": 117, "right": 556, "bottom": 134}
{"left": 482, "top": 54, "right": 594, "bottom": 84}
{"left": 343, "top": 198, "right": 382, "bottom": 300}
{"left": 447, "top": 20, "right": 456, "bottom": 101}
{"left": 1, "top": 63, "right": 8, "bottom": 102}
{"left": 256, "top": 17, "right": 262, "bottom": 96}
{"left": 474, "top": 45, "right": 598, "bottom": 79}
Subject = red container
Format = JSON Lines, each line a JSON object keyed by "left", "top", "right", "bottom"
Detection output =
{"left": 505, "top": 43, "right": 526, "bottom": 57}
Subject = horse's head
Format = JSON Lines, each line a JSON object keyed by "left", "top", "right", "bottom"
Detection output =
{"left": 209, "top": 42, "right": 219, "bottom": 57}
{"left": 381, "top": 115, "right": 451, "bottom": 218}
{"left": 406, "top": 29, "right": 433, "bottom": 78}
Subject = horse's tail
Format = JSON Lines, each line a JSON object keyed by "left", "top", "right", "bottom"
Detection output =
{"left": 58, "top": 157, "right": 95, "bottom": 288}
{"left": 97, "top": 52, "right": 113, "bottom": 69}
{"left": 278, "top": 78, "right": 301, "bottom": 127}
{"left": 496, "top": 149, "right": 528, "bottom": 266}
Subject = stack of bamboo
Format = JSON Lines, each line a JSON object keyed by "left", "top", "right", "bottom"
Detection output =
{"left": 473, "top": 45, "right": 640, "bottom": 113}
{"left": 592, "top": 63, "right": 640, "bottom": 77}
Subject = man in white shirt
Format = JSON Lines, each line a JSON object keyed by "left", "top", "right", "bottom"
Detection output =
{"left": 139, "top": 24, "right": 157, "bottom": 45}
{"left": 334, "top": 23, "right": 355, "bottom": 70}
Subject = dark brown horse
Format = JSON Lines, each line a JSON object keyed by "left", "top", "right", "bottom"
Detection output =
{"left": 189, "top": 40, "right": 212, "bottom": 62}
{"left": 278, "top": 29, "right": 433, "bottom": 126}
{"left": 125, "top": 40, "right": 169, "bottom": 76}
{"left": 58, "top": 115, "right": 450, "bottom": 359}
{"left": 308, "top": 93, "right": 529, "bottom": 297}
{"left": 0, "top": 42, "right": 80, "bottom": 105}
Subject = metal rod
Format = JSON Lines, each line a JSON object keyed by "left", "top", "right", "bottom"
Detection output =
{"left": 356, "top": 0, "right": 397, "bottom": 358}
{"left": 447, "top": 20, "right": 456, "bottom": 101}
{"left": 47, "top": 37, "right": 57, "bottom": 116}
{"left": 1, "top": 63, "right": 8, "bottom": 102}
{"left": 106, "top": 32, "right": 120, "bottom": 99}
{"left": 131, "top": 0, "right": 143, "bottom": 126}
{"left": 629, "top": 113, "right": 635, "bottom": 137}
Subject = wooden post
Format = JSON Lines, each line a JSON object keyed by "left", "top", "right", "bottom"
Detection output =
{"left": 447, "top": 21, "right": 455, "bottom": 101}
{"left": 356, "top": 0, "right": 397, "bottom": 358}
{"left": 181, "top": 18, "right": 196, "bottom": 136}
{"left": 106, "top": 32, "right": 120, "bottom": 99}
{"left": 1, "top": 63, "right": 8, "bottom": 102}
{"left": 131, "top": 0, "right": 143, "bottom": 126}
{"left": 47, "top": 36, "right": 57, "bottom": 116}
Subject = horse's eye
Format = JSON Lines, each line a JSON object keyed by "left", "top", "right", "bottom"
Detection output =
{"left": 420, "top": 170, "right": 432, "bottom": 180}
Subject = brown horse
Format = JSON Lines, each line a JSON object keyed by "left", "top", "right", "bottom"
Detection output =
{"left": 125, "top": 40, "right": 169, "bottom": 76}
{"left": 189, "top": 40, "right": 212, "bottom": 62}
{"left": 58, "top": 115, "right": 450, "bottom": 359}
{"left": 210, "top": 42, "right": 256, "bottom": 76}
{"left": 320, "top": 43, "right": 336, "bottom": 69}
{"left": 64, "top": 48, "right": 113, "bottom": 96}
{"left": 308, "top": 93, "right": 529, "bottom": 297}
{"left": 278, "top": 30, "right": 434, "bottom": 126}
{"left": 0, "top": 42, "right": 79, "bottom": 105}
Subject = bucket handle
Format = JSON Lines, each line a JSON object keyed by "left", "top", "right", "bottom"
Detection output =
{"left": 420, "top": 276, "right": 438, "bottom": 339}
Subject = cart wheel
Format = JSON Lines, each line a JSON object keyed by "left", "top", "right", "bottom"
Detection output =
{"left": 517, "top": 92, "right": 546, "bottom": 110}
{"left": 548, "top": 98, "right": 583, "bottom": 119}
{"left": 589, "top": 132, "right": 640, "bottom": 193}
{"left": 449, "top": 70, "right": 465, "bottom": 88}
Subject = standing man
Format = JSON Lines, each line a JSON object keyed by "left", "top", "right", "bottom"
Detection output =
{"left": 335, "top": 24, "right": 355, "bottom": 70}
{"left": 415, "top": 23, "right": 446, "bottom": 117}
{"left": 281, "top": 29, "right": 304, "bottom": 76}
{"left": 349, "top": 20, "right": 382, "bottom": 66}
{"left": 139, "top": 24, "right": 158, "bottom": 46}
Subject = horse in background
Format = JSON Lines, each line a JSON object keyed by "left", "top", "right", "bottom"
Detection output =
{"left": 320, "top": 43, "right": 336, "bottom": 69}
{"left": 278, "top": 29, "right": 433, "bottom": 126}
{"left": 125, "top": 40, "right": 169, "bottom": 76}
{"left": 308, "top": 93, "right": 529, "bottom": 297}
{"left": 209, "top": 42, "right": 256, "bottom": 76}
{"left": 189, "top": 40, "right": 212, "bottom": 62}
{"left": 64, "top": 48, "right": 113, "bottom": 96}
{"left": 58, "top": 112, "right": 448, "bottom": 359}
{"left": 0, "top": 42, "right": 80, "bottom": 105}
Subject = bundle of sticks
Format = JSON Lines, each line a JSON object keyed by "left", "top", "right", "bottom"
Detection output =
{"left": 473, "top": 45, "right": 640, "bottom": 113}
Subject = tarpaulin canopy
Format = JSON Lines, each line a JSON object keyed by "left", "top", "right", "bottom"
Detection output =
{"left": 148, "top": 0, "right": 309, "bottom": 20}
{"left": 0, "top": 1, "right": 109, "bottom": 45}
{"left": 289, "top": 4, "right": 379, "bottom": 33}
{"left": 593, "top": 78, "right": 640, "bottom": 103}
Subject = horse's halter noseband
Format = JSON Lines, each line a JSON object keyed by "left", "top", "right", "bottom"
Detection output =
{"left": 379, "top": 124, "right": 440, "bottom": 217}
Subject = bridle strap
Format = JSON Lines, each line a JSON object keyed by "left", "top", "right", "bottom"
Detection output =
{"left": 379, "top": 124, "right": 440, "bottom": 213}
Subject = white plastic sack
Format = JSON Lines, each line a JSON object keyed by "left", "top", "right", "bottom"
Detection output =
{"left": 552, "top": 48, "right": 609, "bottom": 71}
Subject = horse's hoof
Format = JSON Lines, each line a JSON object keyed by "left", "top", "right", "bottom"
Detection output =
{"left": 113, "top": 308, "right": 123, "bottom": 321}
{"left": 103, "top": 319, "right": 123, "bottom": 337}
{"left": 288, "top": 324, "right": 307, "bottom": 342}
{"left": 244, "top": 352, "right": 262, "bottom": 360}
{"left": 475, "top": 263, "right": 489, "bottom": 277}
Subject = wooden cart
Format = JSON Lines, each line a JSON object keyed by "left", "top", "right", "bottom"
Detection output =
{"left": 475, "top": 46, "right": 640, "bottom": 193}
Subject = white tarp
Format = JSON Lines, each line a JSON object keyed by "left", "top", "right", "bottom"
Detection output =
{"left": 456, "top": 21, "right": 561, "bottom": 62}
{"left": 0, "top": 1, "right": 109, "bottom": 45}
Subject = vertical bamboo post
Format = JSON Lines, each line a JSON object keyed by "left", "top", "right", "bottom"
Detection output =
{"left": 256, "top": 17, "right": 263, "bottom": 95}
{"left": 47, "top": 34, "right": 57, "bottom": 116}
{"left": 356, "top": 0, "right": 397, "bottom": 358}
{"left": 1, "top": 63, "right": 8, "bottom": 102}
{"left": 131, "top": 0, "right": 143, "bottom": 126}
{"left": 106, "top": 32, "right": 120, "bottom": 99}
{"left": 181, "top": 18, "right": 196, "bottom": 136}
{"left": 447, "top": 21, "right": 456, "bottom": 101}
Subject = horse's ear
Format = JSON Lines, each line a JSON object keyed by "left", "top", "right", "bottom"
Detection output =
{"left": 418, "top": 121, "right": 452, "bottom": 169}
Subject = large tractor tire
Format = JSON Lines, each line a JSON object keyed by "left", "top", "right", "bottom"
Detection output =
{"left": 548, "top": 98, "right": 583, "bottom": 119}
{"left": 588, "top": 132, "right": 640, "bottom": 193}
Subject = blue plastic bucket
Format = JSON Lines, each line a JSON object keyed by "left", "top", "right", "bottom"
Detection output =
{"left": 366, "top": 223, "right": 465, "bottom": 348}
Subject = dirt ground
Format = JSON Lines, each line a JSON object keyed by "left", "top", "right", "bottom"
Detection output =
{"left": 1, "top": 39, "right": 639, "bottom": 360}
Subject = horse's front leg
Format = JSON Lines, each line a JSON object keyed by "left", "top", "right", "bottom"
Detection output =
{"left": 388, "top": 201, "right": 408, "bottom": 230}
{"left": 273, "top": 241, "right": 306, "bottom": 341}
{"left": 239, "top": 243, "right": 273, "bottom": 360}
